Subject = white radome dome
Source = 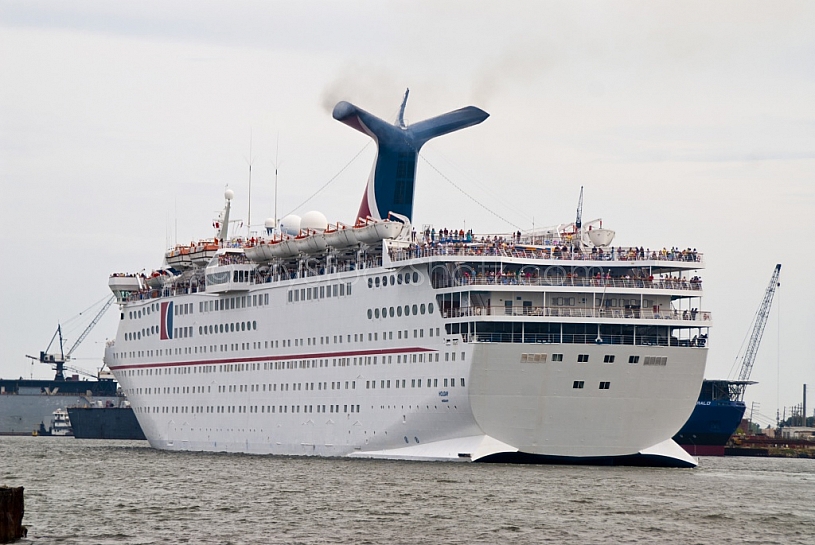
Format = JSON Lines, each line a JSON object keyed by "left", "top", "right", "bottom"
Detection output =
{"left": 301, "top": 210, "right": 328, "bottom": 232}
{"left": 225, "top": 189, "right": 235, "bottom": 201}
{"left": 264, "top": 218, "right": 276, "bottom": 229}
{"left": 279, "top": 214, "right": 301, "bottom": 236}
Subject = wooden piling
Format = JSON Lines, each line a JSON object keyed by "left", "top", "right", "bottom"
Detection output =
{"left": 0, "top": 486, "right": 26, "bottom": 543}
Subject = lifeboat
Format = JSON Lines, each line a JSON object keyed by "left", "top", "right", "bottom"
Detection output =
{"left": 586, "top": 228, "right": 616, "bottom": 248}
{"left": 338, "top": 224, "right": 360, "bottom": 246}
{"left": 304, "top": 231, "right": 328, "bottom": 253}
{"left": 323, "top": 225, "right": 346, "bottom": 248}
{"left": 190, "top": 241, "right": 220, "bottom": 265}
{"left": 145, "top": 269, "right": 176, "bottom": 289}
{"left": 244, "top": 216, "right": 408, "bottom": 262}
{"left": 165, "top": 245, "right": 192, "bottom": 269}
{"left": 244, "top": 242, "right": 271, "bottom": 263}
{"left": 353, "top": 218, "right": 403, "bottom": 245}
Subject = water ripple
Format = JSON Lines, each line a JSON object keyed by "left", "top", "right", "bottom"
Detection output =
{"left": 1, "top": 437, "right": 814, "bottom": 544}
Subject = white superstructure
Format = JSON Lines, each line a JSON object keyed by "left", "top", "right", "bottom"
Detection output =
{"left": 104, "top": 97, "right": 710, "bottom": 467}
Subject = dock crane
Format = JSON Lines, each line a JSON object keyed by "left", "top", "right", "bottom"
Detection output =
{"left": 26, "top": 295, "right": 116, "bottom": 381}
{"left": 735, "top": 264, "right": 782, "bottom": 382}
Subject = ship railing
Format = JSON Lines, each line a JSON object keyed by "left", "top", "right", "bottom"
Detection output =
{"left": 442, "top": 305, "right": 711, "bottom": 322}
{"left": 388, "top": 245, "right": 703, "bottom": 264}
{"left": 462, "top": 332, "right": 707, "bottom": 347}
{"left": 434, "top": 276, "right": 702, "bottom": 291}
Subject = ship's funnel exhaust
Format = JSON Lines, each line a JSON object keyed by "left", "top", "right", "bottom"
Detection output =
{"left": 333, "top": 92, "right": 488, "bottom": 223}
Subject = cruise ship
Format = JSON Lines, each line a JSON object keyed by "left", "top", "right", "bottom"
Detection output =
{"left": 104, "top": 94, "right": 710, "bottom": 467}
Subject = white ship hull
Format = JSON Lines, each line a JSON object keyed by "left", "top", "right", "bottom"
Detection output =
{"left": 105, "top": 256, "right": 707, "bottom": 468}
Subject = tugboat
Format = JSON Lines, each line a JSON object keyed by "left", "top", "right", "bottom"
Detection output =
{"left": 34, "top": 408, "right": 73, "bottom": 436}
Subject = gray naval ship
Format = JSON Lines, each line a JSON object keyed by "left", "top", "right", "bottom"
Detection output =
{"left": 1, "top": 299, "right": 120, "bottom": 436}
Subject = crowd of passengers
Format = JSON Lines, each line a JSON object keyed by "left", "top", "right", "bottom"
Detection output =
{"left": 392, "top": 237, "right": 701, "bottom": 263}
{"left": 441, "top": 269, "right": 701, "bottom": 287}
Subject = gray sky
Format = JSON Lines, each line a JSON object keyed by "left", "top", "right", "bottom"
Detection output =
{"left": 1, "top": 1, "right": 813, "bottom": 427}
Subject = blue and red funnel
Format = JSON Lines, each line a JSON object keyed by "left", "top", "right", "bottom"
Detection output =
{"left": 333, "top": 90, "right": 488, "bottom": 223}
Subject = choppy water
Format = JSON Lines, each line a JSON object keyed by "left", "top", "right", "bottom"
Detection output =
{"left": 1, "top": 437, "right": 814, "bottom": 544}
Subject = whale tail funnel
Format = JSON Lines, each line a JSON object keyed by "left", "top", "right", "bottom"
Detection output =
{"left": 332, "top": 91, "right": 488, "bottom": 223}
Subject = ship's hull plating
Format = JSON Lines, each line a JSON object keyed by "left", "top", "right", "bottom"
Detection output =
{"left": 105, "top": 269, "right": 706, "bottom": 468}
{"left": 674, "top": 401, "right": 746, "bottom": 456}
{"left": 67, "top": 407, "right": 146, "bottom": 440}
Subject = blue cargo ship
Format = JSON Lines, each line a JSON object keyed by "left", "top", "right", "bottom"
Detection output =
{"left": 673, "top": 379, "right": 754, "bottom": 456}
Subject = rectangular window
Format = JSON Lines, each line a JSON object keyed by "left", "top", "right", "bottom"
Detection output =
{"left": 599, "top": 381, "right": 611, "bottom": 390}
{"left": 577, "top": 354, "right": 589, "bottom": 363}
{"left": 603, "top": 355, "right": 615, "bottom": 364}
{"left": 573, "top": 381, "right": 585, "bottom": 389}
{"left": 552, "top": 353, "right": 563, "bottom": 362}
{"left": 628, "top": 355, "right": 640, "bottom": 364}
{"left": 644, "top": 356, "right": 668, "bottom": 366}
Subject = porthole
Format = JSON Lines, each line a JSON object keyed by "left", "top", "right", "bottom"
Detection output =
{"left": 368, "top": 278, "right": 373, "bottom": 288}
{"left": 367, "top": 309, "right": 373, "bottom": 319}
{"left": 412, "top": 304, "right": 418, "bottom": 315}
{"left": 375, "top": 277, "right": 380, "bottom": 287}
{"left": 404, "top": 273, "right": 411, "bottom": 284}
{"left": 420, "top": 303, "right": 426, "bottom": 314}
{"left": 252, "top": 321, "right": 257, "bottom": 330}
{"left": 382, "top": 307, "right": 387, "bottom": 318}
{"left": 389, "top": 307, "right": 394, "bottom": 318}
{"left": 413, "top": 272, "right": 419, "bottom": 283}
{"left": 397, "top": 306, "right": 402, "bottom": 317}
{"left": 404, "top": 305, "right": 410, "bottom": 316}
{"left": 230, "top": 323, "right": 235, "bottom": 332}
{"left": 241, "top": 322, "right": 245, "bottom": 331}
{"left": 375, "top": 308, "right": 380, "bottom": 319}
{"left": 390, "top": 275, "right": 395, "bottom": 285}
{"left": 428, "top": 303, "right": 434, "bottom": 314}
{"left": 397, "top": 275, "right": 403, "bottom": 285}
{"left": 383, "top": 276, "right": 388, "bottom": 287}
{"left": 199, "top": 326, "right": 202, "bottom": 335}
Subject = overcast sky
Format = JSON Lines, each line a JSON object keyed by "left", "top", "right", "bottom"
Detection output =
{"left": 1, "top": 1, "right": 813, "bottom": 427}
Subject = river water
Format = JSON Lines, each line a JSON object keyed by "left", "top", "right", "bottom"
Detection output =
{"left": 2, "top": 436, "right": 813, "bottom": 544}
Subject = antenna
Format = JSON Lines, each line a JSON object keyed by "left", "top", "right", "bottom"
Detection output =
{"left": 246, "top": 131, "right": 254, "bottom": 238}
{"left": 271, "top": 133, "right": 281, "bottom": 233}
{"left": 398, "top": 88, "right": 410, "bottom": 128}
